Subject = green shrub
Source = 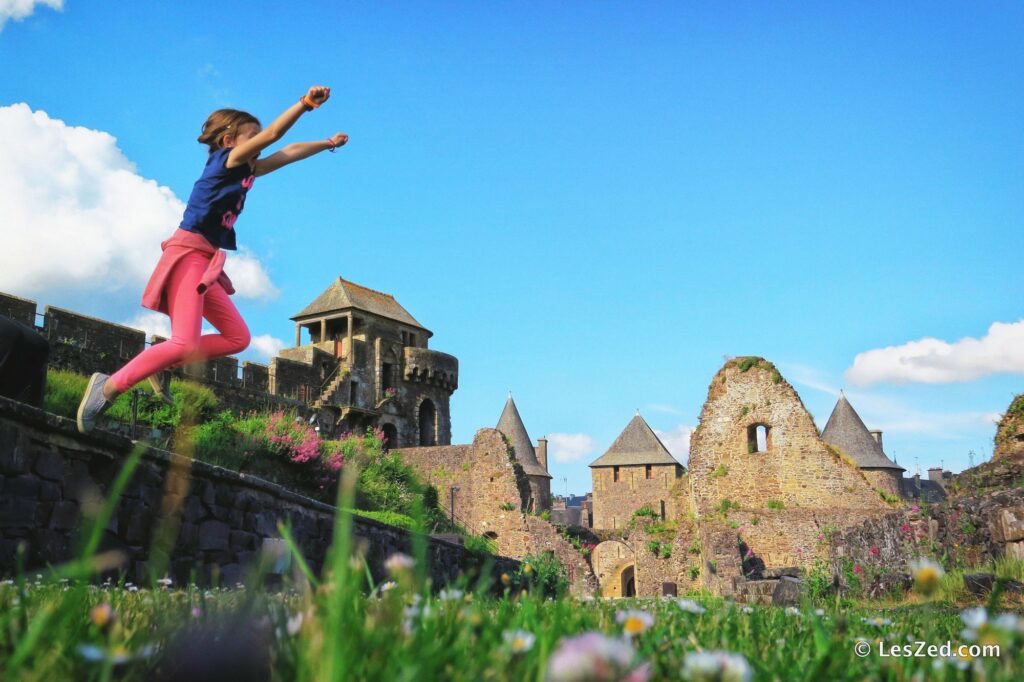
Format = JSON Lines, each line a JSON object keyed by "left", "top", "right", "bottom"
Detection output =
{"left": 716, "top": 498, "right": 738, "bottom": 514}
{"left": 351, "top": 509, "right": 419, "bottom": 532}
{"left": 804, "top": 558, "right": 834, "bottom": 601}
{"left": 516, "top": 552, "right": 568, "bottom": 599}
{"left": 766, "top": 499, "right": 785, "bottom": 510}
{"left": 711, "top": 464, "right": 728, "bottom": 478}
{"left": 689, "top": 565, "right": 700, "bottom": 580}
{"left": 877, "top": 489, "right": 902, "bottom": 505}
{"left": 463, "top": 534, "right": 497, "bottom": 556}
{"left": 632, "top": 506, "right": 659, "bottom": 520}
{"left": 737, "top": 357, "right": 760, "bottom": 372}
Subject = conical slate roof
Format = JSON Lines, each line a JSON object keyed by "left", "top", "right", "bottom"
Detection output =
{"left": 589, "top": 413, "right": 681, "bottom": 468}
{"left": 291, "top": 277, "right": 428, "bottom": 332}
{"left": 821, "top": 393, "right": 905, "bottom": 471}
{"left": 497, "top": 395, "right": 551, "bottom": 479}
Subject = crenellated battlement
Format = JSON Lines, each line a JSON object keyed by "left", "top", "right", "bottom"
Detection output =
{"left": 403, "top": 347, "right": 458, "bottom": 391}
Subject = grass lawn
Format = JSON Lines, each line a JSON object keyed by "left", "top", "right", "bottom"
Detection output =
{"left": 2, "top": 574, "right": 1022, "bottom": 681}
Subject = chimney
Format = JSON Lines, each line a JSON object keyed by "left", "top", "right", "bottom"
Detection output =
{"left": 928, "top": 467, "right": 944, "bottom": 484}
{"left": 869, "top": 430, "right": 883, "bottom": 449}
{"left": 913, "top": 473, "right": 921, "bottom": 490}
{"left": 537, "top": 437, "right": 548, "bottom": 471}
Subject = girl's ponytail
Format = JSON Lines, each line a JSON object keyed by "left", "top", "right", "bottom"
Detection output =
{"left": 198, "top": 109, "right": 261, "bottom": 153}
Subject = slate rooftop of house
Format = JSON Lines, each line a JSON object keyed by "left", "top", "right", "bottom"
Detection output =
{"left": 821, "top": 392, "right": 905, "bottom": 471}
{"left": 589, "top": 413, "right": 682, "bottom": 468}
{"left": 291, "top": 277, "right": 428, "bottom": 333}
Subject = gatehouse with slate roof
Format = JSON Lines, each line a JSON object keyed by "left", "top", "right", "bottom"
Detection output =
{"left": 589, "top": 412, "right": 685, "bottom": 530}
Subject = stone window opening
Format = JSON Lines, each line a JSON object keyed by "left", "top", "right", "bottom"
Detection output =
{"left": 349, "top": 380, "right": 359, "bottom": 406}
{"left": 418, "top": 398, "right": 437, "bottom": 446}
{"left": 645, "top": 464, "right": 652, "bottom": 480}
{"left": 483, "top": 531, "right": 498, "bottom": 540}
{"left": 659, "top": 500, "right": 666, "bottom": 520}
{"left": 747, "top": 424, "right": 770, "bottom": 453}
{"left": 382, "top": 362, "right": 395, "bottom": 391}
{"left": 613, "top": 466, "right": 620, "bottom": 482}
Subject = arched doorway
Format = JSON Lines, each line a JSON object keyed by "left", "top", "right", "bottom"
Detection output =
{"left": 418, "top": 399, "right": 436, "bottom": 446}
{"left": 621, "top": 565, "right": 636, "bottom": 598}
{"left": 593, "top": 541, "right": 637, "bottom": 598}
{"left": 381, "top": 423, "right": 398, "bottom": 450}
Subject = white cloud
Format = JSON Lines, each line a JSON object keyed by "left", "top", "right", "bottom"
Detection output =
{"left": 0, "top": 0, "right": 61, "bottom": 31}
{"left": 123, "top": 311, "right": 171, "bottom": 340}
{"left": 248, "top": 334, "right": 287, "bottom": 361}
{"left": 547, "top": 433, "right": 598, "bottom": 464}
{"left": 0, "top": 103, "right": 277, "bottom": 309}
{"left": 846, "top": 321, "right": 1024, "bottom": 386}
{"left": 227, "top": 248, "right": 279, "bottom": 301}
{"left": 654, "top": 425, "right": 693, "bottom": 465}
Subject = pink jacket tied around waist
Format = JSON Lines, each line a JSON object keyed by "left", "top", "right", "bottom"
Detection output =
{"left": 141, "top": 229, "right": 235, "bottom": 314}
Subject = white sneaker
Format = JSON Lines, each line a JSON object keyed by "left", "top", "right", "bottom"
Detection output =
{"left": 77, "top": 373, "right": 111, "bottom": 433}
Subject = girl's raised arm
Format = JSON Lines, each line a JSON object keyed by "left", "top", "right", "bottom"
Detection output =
{"left": 253, "top": 132, "right": 349, "bottom": 177}
{"left": 226, "top": 86, "right": 331, "bottom": 168}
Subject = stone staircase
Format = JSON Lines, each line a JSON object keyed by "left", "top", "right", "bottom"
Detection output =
{"left": 313, "top": 369, "right": 348, "bottom": 410}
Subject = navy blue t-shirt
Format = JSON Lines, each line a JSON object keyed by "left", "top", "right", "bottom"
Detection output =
{"left": 178, "top": 148, "right": 255, "bottom": 250}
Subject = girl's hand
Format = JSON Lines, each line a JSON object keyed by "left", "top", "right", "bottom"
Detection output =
{"left": 328, "top": 132, "right": 349, "bottom": 148}
{"left": 306, "top": 86, "right": 331, "bottom": 107}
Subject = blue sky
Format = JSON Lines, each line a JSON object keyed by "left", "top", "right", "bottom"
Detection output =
{"left": 1, "top": 1, "right": 1022, "bottom": 495}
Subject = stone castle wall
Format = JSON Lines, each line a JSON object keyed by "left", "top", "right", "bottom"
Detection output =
{"left": 992, "top": 396, "right": 1024, "bottom": 461}
{"left": 0, "top": 292, "right": 348, "bottom": 418}
{"left": 591, "top": 464, "right": 684, "bottom": 530}
{"left": 398, "top": 431, "right": 597, "bottom": 595}
{"left": 863, "top": 469, "right": 902, "bottom": 499}
{"left": 0, "top": 292, "right": 39, "bottom": 327}
{"left": 0, "top": 395, "right": 516, "bottom": 587}
{"left": 687, "top": 358, "right": 889, "bottom": 577}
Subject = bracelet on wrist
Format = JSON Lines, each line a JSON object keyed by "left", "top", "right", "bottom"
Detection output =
{"left": 300, "top": 94, "right": 320, "bottom": 111}
{"left": 326, "top": 138, "right": 338, "bottom": 153}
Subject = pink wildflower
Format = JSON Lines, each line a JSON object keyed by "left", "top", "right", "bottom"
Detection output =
{"left": 546, "top": 633, "right": 650, "bottom": 682}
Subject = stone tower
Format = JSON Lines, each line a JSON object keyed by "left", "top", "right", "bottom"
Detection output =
{"left": 285, "top": 277, "right": 458, "bottom": 447}
{"left": 589, "top": 412, "right": 685, "bottom": 530}
{"left": 820, "top": 392, "right": 905, "bottom": 498}
{"left": 496, "top": 394, "right": 552, "bottom": 512}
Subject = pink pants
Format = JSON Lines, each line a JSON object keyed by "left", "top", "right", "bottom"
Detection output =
{"left": 110, "top": 251, "right": 250, "bottom": 392}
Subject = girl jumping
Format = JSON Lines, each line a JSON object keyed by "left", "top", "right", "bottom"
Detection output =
{"left": 77, "top": 85, "right": 348, "bottom": 433}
